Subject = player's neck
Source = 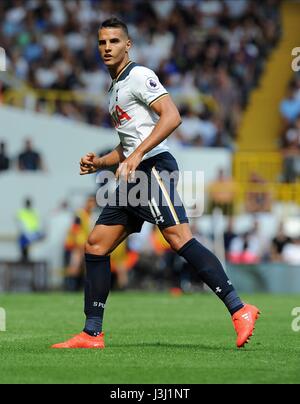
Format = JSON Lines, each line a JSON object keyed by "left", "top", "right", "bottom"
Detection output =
{"left": 109, "top": 57, "right": 131, "bottom": 80}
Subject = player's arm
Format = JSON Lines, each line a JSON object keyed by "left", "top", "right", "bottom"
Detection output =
{"left": 116, "top": 95, "right": 181, "bottom": 181}
{"left": 80, "top": 143, "right": 125, "bottom": 175}
{"left": 136, "top": 95, "right": 182, "bottom": 156}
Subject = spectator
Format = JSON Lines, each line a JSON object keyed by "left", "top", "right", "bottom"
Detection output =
{"left": 0, "top": 141, "right": 10, "bottom": 172}
{"left": 281, "top": 127, "right": 300, "bottom": 183}
{"left": 224, "top": 217, "right": 238, "bottom": 255}
{"left": 245, "top": 172, "right": 272, "bottom": 213}
{"left": 208, "top": 169, "right": 237, "bottom": 215}
{"left": 175, "top": 106, "right": 218, "bottom": 147}
{"left": 64, "top": 195, "right": 96, "bottom": 291}
{"left": 280, "top": 83, "right": 300, "bottom": 126}
{"left": 212, "top": 67, "right": 242, "bottom": 139}
{"left": 110, "top": 240, "right": 139, "bottom": 291}
{"left": 17, "top": 198, "right": 44, "bottom": 262}
{"left": 282, "top": 121, "right": 300, "bottom": 149}
{"left": 18, "top": 139, "right": 45, "bottom": 171}
{"left": 282, "top": 237, "right": 300, "bottom": 266}
{"left": 228, "top": 221, "right": 265, "bottom": 265}
{"left": 175, "top": 105, "right": 206, "bottom": 147}
{"left": 271, "top": 222, "right": 292, "bottom": 262}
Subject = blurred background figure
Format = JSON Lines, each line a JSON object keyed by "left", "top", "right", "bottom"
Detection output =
{"left": 63, "top": 195, "right": 96, "bottom": 291}
{"left": 271, "top": 222, "right": 292, "bottom": 262}
{"left": 208, "top": 169, "right": 237, "bottom": 216}
{"left": 174, "top": 105, "right": 218, "bottom": 147}
{"left": 223, "top": 217, "right": 238, "bottom": 257}
{"left": 17, "top": 198, "right": 43, "bottom": 262}
{"left": 282, "top": 236, "right": 300, "bottom": 266}
{"left": 281, "top": 127, "right": 300, "bottom": 183}
{"left": 245, "top": 172, "right": 272, "bottom": 213}
{"left": 227, "top": 220, "right": 266, "bottom": 265}
{"left": 0, "top": 141, "right": 10, "bottom": 172}
{"left": 280, "top": 83, "right": 300, "bottom": 127}
{"left": 110, "top": 240, "right": 139, "bottom": 291}
{"left": 18, "top": 139, "right": 45, "bottom": 172}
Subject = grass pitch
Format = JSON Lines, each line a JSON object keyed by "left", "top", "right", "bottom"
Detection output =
{"left": 0, "top": 292, "right": 299, "bottom": 384}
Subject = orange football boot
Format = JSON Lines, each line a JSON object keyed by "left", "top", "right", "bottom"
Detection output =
{"left": 51, "top": 332, "right": 105, "bottom": 349}
{"left": 232, "top": 304, "right": 260, "bottom": 348}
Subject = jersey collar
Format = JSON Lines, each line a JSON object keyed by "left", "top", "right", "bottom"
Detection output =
{"left": 108, "top": 61, "right": 138, "bottom": 92}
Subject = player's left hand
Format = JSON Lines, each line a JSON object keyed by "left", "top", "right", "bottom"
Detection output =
{"left": 115, "top": 151, "right": 143, "bottom": 182}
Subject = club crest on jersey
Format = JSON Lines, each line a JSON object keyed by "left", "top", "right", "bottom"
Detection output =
{"left": 111, "top": 105, "right": 132, "bottom": 128}
{"left": 146, "top": 77, "right": 160, "bottom": 91}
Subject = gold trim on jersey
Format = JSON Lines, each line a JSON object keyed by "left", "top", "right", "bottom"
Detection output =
{"left": 149, "top": 93, "right": 169, "bottom": 107}
{"left": 152, "top": 167, "right": 180, "bottom": 225}
{"left": 115, "top": 61, "right": 134, "bottom": 82}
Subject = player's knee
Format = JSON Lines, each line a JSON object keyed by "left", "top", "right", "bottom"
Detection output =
{"left": 85, "top": 235, "right": 109, "bottom": 256}
{"left": 168, "top": 237, "right": 189, "bottom": 252}
{"left": 163, "top": 232, "right": 191, "bottom": 252}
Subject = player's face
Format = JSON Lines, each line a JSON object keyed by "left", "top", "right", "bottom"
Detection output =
{"left": 98, "top": 28, "right": 131, "bottom": 68}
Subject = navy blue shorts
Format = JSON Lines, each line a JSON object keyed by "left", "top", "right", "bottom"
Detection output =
{"left": 96, "top": 152, "right": 189, "bottom": 233}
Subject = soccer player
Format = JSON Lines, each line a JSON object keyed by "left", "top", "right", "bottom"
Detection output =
{"left": 52, "top": 18, "right": 260, "bottom": 349}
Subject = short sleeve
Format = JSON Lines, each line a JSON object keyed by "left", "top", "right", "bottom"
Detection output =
{"left": 129, "top": 66, "right": 168, "bottom": 107}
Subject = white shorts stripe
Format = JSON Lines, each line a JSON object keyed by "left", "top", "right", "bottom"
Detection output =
{"left": 148, "top": 200, "right": 157, "bottom": 219}
{"left": 152, "top": 167, "right": 180, "bottom": 225}
{"left": 151, "top": 197, "right": 162, "bottom": 217}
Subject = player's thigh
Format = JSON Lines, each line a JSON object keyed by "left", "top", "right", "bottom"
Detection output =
{"left": 86, "top": 224, "right": 129, "bottom": 255}
{"left": 160, "top": 223, "right": 193, "bottom": 252}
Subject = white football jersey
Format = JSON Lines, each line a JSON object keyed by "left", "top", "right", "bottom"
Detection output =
{"left": 108, "top": 62, "right": 170, "bottom": 160}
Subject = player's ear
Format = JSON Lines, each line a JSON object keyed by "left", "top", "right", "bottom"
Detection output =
{"left": 125, "top": 38, "right": 132, "bottom": 53}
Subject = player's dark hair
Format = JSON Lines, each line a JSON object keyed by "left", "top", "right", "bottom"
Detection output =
{"left": 100, "top": 17, "right": 129, "bottom": 37}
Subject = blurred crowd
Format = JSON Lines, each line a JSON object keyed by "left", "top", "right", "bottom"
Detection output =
{"left": 16, "top": 189, "right": 300, "bottom": 293}
{"left": 208, "top": 167, "right": 272, "bottom": 214}
{"left": 112, "top": 217, "right": 300, "bottom": 292}
{"left": 280, "top": 72, "right": 300, "bottom": 182}
{"left": 0, "top": 0, "right": 281, "bottom": 149}
{"left": 18, "top": 196, "right": 300, "bottom": 293}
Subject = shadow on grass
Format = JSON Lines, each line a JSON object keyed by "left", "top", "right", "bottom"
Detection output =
{"left": 109, "top": 341, "right": 259, "bottom": 352}
{"left": 0, "top": 339, "right": 260, "bottom": 354}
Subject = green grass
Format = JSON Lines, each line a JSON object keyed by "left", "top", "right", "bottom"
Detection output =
{"left": 0, "top": 292, "right": 299, "bottom": 384}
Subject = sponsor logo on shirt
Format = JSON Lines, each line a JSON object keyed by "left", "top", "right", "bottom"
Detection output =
{"left": 111, "top": 105, "right": 132, "bottom": 128}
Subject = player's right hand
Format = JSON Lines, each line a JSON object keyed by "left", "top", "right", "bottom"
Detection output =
{"left": 80, "top": 152, "right": 101, "bottom": 175}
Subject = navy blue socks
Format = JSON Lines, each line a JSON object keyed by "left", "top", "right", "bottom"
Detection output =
{"left": 84, "top": 254, "right": 111, "bottom": 336}
{"left": 83, "top": 238, "right": 243, "bottom": 338}
{"left": 177, "top": 238, "right": 243, "bottom": 315}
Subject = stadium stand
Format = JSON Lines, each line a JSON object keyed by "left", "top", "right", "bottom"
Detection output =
{"left": 1, "top": 0, "right": 281, "bottom": 149}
